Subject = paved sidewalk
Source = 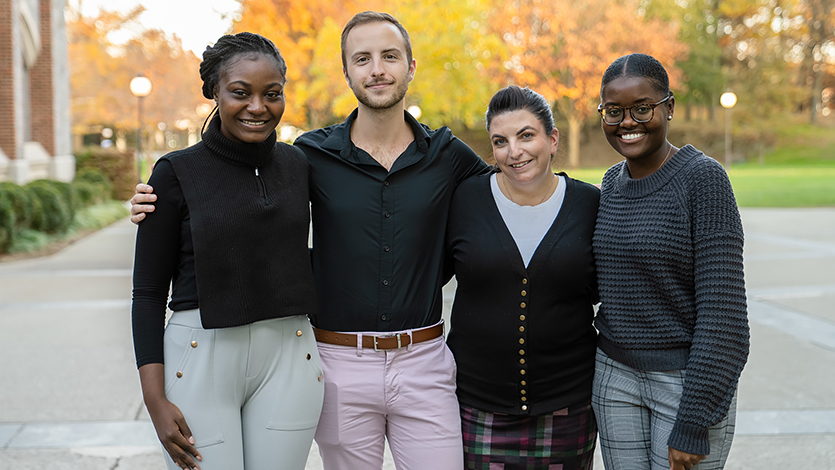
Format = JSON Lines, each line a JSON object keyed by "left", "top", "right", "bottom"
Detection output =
{"left": 1, "top": 208, "right": 834, "bottom": 469}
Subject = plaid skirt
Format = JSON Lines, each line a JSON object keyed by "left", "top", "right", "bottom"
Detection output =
{"left": 461, "top": 400, "right": 597, "bottom": 470}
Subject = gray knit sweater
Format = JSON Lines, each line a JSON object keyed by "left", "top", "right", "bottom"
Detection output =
{"left": 593, "top": 144, "right": 750, "bottom": 456}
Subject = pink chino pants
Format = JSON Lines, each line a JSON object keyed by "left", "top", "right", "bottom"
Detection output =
{"left": 314, "top": 330, "right": 463, "bottom": 470}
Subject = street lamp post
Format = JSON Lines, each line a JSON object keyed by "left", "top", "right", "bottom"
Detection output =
{"left": 720, "top": 92, "right": 737, "bottom": 169}
{"left": 130, "top": 75, "right": 152, "bottom": 182}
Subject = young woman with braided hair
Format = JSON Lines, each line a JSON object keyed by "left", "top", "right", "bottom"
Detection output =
{"left": 132, "top": 32, "right": 323, "bottom": 470}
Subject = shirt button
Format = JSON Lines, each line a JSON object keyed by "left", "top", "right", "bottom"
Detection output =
{"left": 519, "top": 326, "right": 525, "bottom": 333}
{"left": 521, "top": 397, "right": 527, "bottom": 402}
{"left": 519, "top": 349, "right": 525, "bottom": 355}
{"left": 381, "top": 314, "right": 388, "bottom": 320}
{"left": 520, "top": 389, "right": 526, "bottom": 395}
{"left": 521, "top": 380, "right": 527, "bottom": 386}
{"left": 296, "top": 330, "right": 303, "bottom": 337}
{"left": 385, "top": 211, "right": 391, "bottom": 218}
{"left": 519, "top": 314, "right": 526, "bottom": 321}
{"left": 520, "top": 369, "right": 526, "bottom": 375}
{"left": 176, "top": 371, "right": 183, "bottom": 378}
{"left": 520, "top": 302, "right": 526, "bottom": 308}
{"left": 522, "top": 278, "right": 528, "bottom": 284}
{"left": 384, "top": 246, "right": 391, "bottom": 252}
{"left": 382, "top": 279, "right": 389, "bottom": 286}
{"left": 522, "top": 405, "right": 528, "bottom": 411}
{"left": 190, "top": 341, "right": 198, "bottom": 348}
{"left": 521, "top": 290, "right": 527, "bottom": 296}
{"left": 519, "top": 338, "right": 525, "bottom": 345}
{"left": 519, "top": 358, "right": 526, "bottom": 364}
{"left": 384, "top": 181, "right": 390, "bottom": 186}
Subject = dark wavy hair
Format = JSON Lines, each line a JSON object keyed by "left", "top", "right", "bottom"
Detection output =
{"left": 600, "top": 53, "right": 670, "bottom": 96}
{"left": 485, "top": 85, "right": 555, "bottom": 136}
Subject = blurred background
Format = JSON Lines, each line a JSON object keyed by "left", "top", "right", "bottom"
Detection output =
{"left": 0, "top": 2, "right": 833, "bottom": 469}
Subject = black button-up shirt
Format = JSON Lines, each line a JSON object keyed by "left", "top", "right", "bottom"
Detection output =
{"left": 295, "top": 109, "right": 489, "bottom": 332}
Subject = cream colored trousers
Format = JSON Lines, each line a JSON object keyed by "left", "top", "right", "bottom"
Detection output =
{"left": 162, "top": 309, "right": 324, "bottom": 470}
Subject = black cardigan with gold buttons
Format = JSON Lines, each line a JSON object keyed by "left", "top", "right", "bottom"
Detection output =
{"left": 445, "top": 172, "right": 599, "bottom": 416}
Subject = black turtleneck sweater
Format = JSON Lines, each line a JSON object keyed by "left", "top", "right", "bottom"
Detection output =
{"left": 132, "top": 116, "right": 316, "bottom": 368}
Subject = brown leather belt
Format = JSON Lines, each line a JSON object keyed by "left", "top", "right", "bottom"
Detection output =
{"left": 313, "top": 323, "right": 444, "bottom": 351}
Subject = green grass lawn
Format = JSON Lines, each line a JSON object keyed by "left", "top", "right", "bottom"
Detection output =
{"left": 565, "top": 119, "right": 835, "bottom": 207}
{"left": 566, "top": 158, "right": 835, "bottom": 208}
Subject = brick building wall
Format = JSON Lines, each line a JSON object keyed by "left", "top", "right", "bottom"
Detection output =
{"left": 29, "top": 0, "right": 54, "bottom": 156}
{"left": 0, "top": 0, "right": 73, "bottom": 183}
{"left": 0, "top": 0, "right": 21, "bottom": 163}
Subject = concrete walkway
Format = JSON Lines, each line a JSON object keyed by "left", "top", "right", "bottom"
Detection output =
{"left": 1, "top": 208, "right": 834, "bottom": 469}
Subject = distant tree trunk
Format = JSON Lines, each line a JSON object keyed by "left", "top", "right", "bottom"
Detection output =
{"left": 811, "top": 52, "right": 823, "bottom": 125}
{"left": 567, "top": 114, "right": 581, "bottom": 169}
{"left": 706, "top": 92, "right": 716, "bottom": 121}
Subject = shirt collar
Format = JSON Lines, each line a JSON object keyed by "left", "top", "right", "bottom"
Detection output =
{"left": 320, "top": 108, "right": 431, "bottom": 161}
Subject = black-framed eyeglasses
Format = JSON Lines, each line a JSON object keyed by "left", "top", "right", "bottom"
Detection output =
{"left": 598, "top": 95, "right": 672, "bottom": 125}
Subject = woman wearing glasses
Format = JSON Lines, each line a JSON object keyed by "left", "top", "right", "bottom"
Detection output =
{"left": 591, "top": 53, "right": 749, "bottom": 470}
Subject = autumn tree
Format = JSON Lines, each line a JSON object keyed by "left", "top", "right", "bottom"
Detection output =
{"left": 640, "top": 0, "right": 726, "bottom": 121}
{"left": 488, "top": 0, "right": 688, "bottom": 168}
{"left": 797, "top": 0, "right": 835, "bottom": 123}
{"left": 68, "top": 6, "right": 205, "bottom": 147}
{"left": 390, "top": 0, "right": 507, "bottom": 129}
{"left": 234, "top": 0, "right": 504, "bottom": 130}
{"left": 233, "top": 0, "right": 379, "bottom": 128}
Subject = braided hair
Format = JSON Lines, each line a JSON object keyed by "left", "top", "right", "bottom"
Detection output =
{"left": 198, "top": 32, "right": 286, "bottom": 132}
{"left": 199, "top": 32, "right": 287, "bottom": 100}
{"left": 600, "top": 53, "right": 670, "bottom": 96}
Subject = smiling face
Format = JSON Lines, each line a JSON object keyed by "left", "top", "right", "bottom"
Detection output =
{"left": 214, "top": 53, "right": 286, "bottom": 143}
{"left": 490, "top": 109, "right": 559, "bottom": 188}
{"left": 600, "top": 75, "right": 674, "bottom": 164}
{"left": 342, "top": 21, "right": 416, "bottom": 111}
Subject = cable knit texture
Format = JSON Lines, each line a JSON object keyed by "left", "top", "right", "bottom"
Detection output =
{"left": 593, "top": 144, "right": 750, "bottom": 456}
{"left": 163, "top": 115, "right": 316, "bottom": 329}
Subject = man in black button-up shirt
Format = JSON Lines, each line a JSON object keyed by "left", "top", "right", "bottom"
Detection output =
{"left": 296, "top": 108, "right": 486, "bottom": 333}
{"left": 131, "top": 11, "right": 488, "bottom": 470}
{"left": 295, "top": 13, "right": 487, "bottom": 470}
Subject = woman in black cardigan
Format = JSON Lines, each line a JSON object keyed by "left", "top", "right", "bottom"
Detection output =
{"left": 446, "top": 86, "right": 599, "bottom": 469}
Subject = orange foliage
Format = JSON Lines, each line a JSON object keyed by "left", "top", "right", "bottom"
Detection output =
{"left": 68, "top": 8, "right": 205, "bottom": 137}
{"left": 234, "top": 0, "right": 386, "bottom": 127}
{"left": 488, "top": 0, "right": 688, "bottom": 166}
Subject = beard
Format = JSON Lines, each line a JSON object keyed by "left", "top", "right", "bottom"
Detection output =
{"left": 348, "top": 72, "right": 410, "bottom": 111}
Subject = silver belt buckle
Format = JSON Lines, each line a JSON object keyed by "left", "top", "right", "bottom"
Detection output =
{"left": 373, "top": 333, "right": 402, "bottom": 351}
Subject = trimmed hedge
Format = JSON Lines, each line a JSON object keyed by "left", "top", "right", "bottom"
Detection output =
{"left": 0, "top": 191, "right": 15, "bottom": 252}
{"left": 0, "top": 169, "right": 125, "bottom": 253}
{"left": 0, "top": 181, "right": 34, "bottom": 229}
{"left": 75, "top": 147, "right": 138, "bottom": 201}
{"left": 73, "top": 168, "right": 113, "bottom": 207}
{"left": 25, "top": 180, "right": 75, "bottom": 234}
